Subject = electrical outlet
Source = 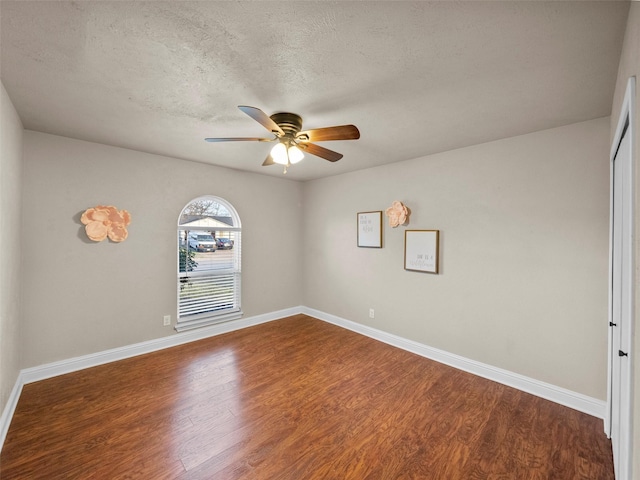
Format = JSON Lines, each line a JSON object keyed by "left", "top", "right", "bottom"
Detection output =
{"left": 369, "top": 308, "right": 375, "bottom": 319}
{"left": 163, "top": 315, "right": 171, "bottom": 326}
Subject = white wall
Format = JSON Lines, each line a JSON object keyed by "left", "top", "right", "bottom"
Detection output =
{"left": 303, "top": 117, "right": 610, "bottom": 400}
{"left": 610, "top": 3, "right": 640, "bottom": 476}
{"left": 20, "top": 131, "right": 303, "bottom": 368}
{"left": 0, "top": 83, "right": 23, "bottom": 414}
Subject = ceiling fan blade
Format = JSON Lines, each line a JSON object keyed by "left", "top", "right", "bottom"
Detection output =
{"left": 297, "top": 124, "right": 360, "bottom": 142}
{"left": 238, "top": 106, "right": 285, "bottom": 136}
{"left": 204, "top": 137, "right": 274, "bottom": 142}
{"left": 299, "top": 142, "right": 343, "bottom": 162}
{"left": 262, "top": 154, "right": 275, "bottom": 166}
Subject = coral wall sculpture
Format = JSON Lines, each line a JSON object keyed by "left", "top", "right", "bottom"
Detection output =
{"left": 385, "top": 201, "right": 409, "bottom": 228}
{"left": 81, "top": 205, "right": 131, "bottom": 242}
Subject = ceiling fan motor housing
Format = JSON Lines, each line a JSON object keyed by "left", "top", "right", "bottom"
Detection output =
{"left": 270, "top": 112, "right": 303, "bottom": 137}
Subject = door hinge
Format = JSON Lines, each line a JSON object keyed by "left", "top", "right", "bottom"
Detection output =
{"left": 609, "top": 322, "right": 617, "bottom": 327}
{"left": 618, "top": 350, "right": 628, "bottom": 357}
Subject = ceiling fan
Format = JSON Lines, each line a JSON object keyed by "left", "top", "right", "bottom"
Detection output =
{"left": 205, "top": 106, "right": 360, "bottom": 173}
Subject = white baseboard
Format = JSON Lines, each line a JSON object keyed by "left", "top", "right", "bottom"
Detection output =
{"left": 1, "top": 305, "right": 605, "bottom": 452}
{"left": 0, "top": 376, "right": 23, "bottom": 450}
{"left": 301, "top": 307, "right": 606, "bottom": 420}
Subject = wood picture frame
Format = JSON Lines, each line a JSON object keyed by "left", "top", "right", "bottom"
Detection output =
{"left": 357, "top": 211, "right": 383, "bottom": 248}
{"left": 404, "top": 230, "right": 439, "bottom": 273}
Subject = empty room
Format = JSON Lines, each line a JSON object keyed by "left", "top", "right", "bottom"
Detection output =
{"left": 1, "top": 1, "right": 639, "bottom": 479}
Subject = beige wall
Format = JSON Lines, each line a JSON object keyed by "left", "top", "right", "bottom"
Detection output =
{"left": 610, "top": 2, "right": 640, "bottom": 477}
{"left": 18, "top": 117, "right": 612, "bottom": 400}
{"left": 0, "top": 83, "right": 23, "bottom": 414}
{"left": 303, "top": 117, "right": 610, "bottom": 400}
{"left": 20, "top": 131, "right": 303, "bottom": 367}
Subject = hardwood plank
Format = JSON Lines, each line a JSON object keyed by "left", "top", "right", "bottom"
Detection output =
{"left": 0, "top": 315, "right": 614, "bottom": 479}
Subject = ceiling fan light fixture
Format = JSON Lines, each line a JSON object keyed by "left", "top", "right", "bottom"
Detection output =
{"left": 270, "top": 142, "right": 288, "bottom": 165}
{"left": 288, "top": 145, "right": 304, "bottom": 164}
{"left": 270, "top": 141, "right": 305, "bottom": 165}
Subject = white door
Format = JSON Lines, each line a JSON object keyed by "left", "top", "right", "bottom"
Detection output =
{"left": 610, "top": 125, "right": 633, "bottom": 480}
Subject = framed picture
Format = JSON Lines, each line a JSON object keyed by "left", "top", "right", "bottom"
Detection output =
{"left": 404, "top": 230, "right": 439, "bottom": 273}
{"left": 357, "top": 211, "right": 382, "bottom": 248}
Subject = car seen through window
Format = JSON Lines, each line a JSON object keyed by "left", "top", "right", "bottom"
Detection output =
{"left": 188, "top": 231, "right": 216, "bottom": 252}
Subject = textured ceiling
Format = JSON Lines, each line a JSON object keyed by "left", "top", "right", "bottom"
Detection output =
{"left": 0, "top": 1, "right": 630, "bottom": 181}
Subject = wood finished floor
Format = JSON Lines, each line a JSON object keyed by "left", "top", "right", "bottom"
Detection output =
{"left": 1, "top": 315, "right": 614, "bottom": 479}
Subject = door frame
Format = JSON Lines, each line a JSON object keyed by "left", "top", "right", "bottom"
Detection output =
{"left": 606, "top": 75, "right": 636, "bottom": 480}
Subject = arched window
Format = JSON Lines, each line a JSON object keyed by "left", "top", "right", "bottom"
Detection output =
{"left": 177, "top": 196, "right": 242, "bottom": 331}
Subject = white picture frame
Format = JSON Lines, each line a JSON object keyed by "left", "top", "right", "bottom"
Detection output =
{"left": 357, "top": 211, "right": 382, "bottom": 248}
{"left": 404, "top": 230, "right": 439, "bottom": 273}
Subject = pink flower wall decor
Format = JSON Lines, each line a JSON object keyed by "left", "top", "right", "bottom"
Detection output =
{"left": 385, "top": 201, "right": 409, "bottom": 228}
{"left": 81, "top": 205, "right": 131, "bottom": 242}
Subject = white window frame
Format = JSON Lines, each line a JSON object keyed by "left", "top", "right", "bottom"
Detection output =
{"left": 176, "top": 195, "right": 242, "bottom": 332}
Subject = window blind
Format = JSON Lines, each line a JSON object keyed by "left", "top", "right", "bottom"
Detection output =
{"left": 176, "top": 227, "right": 242, "bottom": 331}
